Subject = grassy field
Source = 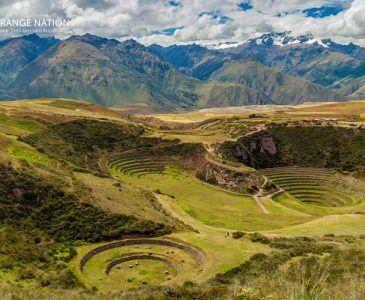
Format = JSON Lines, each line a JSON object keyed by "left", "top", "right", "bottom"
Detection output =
{"left": 151, "top": 101, "right": 365, "bottom": 121}
{"left": 74, "top": 172, "right": 181, "bottom": 228}
{"left": 0, "top": 99, "right": 127, "bottom": 123}
{"left": 0, "top": 113, "right": 40, "bottom": 132}
{"left": 271, "top": 214, "right": 365, "bottom": 236}
{"left": 8, "top": 144, "right": 51, "bottom": 167}
{"left": 101, "top": 124, "right": 365, "bottom": 292}
{"left": 43, "top": 99, "right": 82, "bottom": 110}
{"left": 111, "top": 167, "right": 315, "bottom": 231}
{"left": 109, "top": 162, "right": 365, "bottom": 233}
{"left": 108, "top": 258, "right": 177, "bottom": 286}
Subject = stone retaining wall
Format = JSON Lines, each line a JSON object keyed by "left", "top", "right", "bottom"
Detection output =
{"left": 80, "top": 239, "right": 205, "bottom": 271}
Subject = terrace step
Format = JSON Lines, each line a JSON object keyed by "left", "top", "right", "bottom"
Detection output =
{"left": 262, "top": 167, "right": 365, "bottom": 207}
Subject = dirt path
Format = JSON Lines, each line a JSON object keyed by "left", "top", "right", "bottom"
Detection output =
{"left": 253, "top": 186, "right": 286, "bottom": 214}
{"left": 253, "top": 194, "right": 270, "bottom": 214}
{"left": 252, "top": 175, "right": 272, "bottom": 214}
{"left": 253, "top": 176, "right": 287, "bottom": 214}
{"left": 260, "top": 188, "right": 285, "bottom": 200}
{"left": 203, "top": 144, "right": 255, "bottom": 173}
{"left": 244, "top": 124, "right": 267, "bottom": 138}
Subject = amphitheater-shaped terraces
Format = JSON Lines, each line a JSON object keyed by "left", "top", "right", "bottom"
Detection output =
{"left": 79, "top": 239, "right": 205, "bottom": 288}
{"left": 261, "top": 167, "right": 365, "bottom": 207}
{"left": 109, "top": 150, "right": 168, "bottom": 177}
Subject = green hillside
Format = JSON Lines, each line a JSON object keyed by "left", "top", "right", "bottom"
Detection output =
{"left": 219, "top": 125, "right": 365, "bottom": 174}
{"left": 210, "top": 60, "right": 342, "bottom": 104}
{"left": 11, "top": 39, "right": 198, "bottom": 109}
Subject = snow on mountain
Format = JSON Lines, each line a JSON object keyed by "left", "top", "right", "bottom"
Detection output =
{"left": 205, "top": 41, "right": 244, "bottom": 50}
{"left": 246, "top": 32, "right": 329, "bottom": 48}
{"left": 207, "top": 32, "right": 331, "bottom": 50}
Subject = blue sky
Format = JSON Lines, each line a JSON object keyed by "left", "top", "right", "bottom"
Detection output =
{"left": 0, "top": 0, "right": 364, "bottom": 46}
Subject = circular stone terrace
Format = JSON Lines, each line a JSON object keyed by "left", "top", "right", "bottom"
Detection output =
{"left": 79, "top": 238, "right": 206, "bottom": 289}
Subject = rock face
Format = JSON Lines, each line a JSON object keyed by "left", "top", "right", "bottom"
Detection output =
{"left": 248, "top": 133, "right": 277, "bottom": 156}
{"left": 219, "top": 130, "right": 281, "bottom": 169}
{"left": 233, "top": 144, "right": 248, "bottom": 161}
{"left": 196, "top": 162, "right": 264, "bottom": 195}
{"left": 258, "top": 136, "right": 277, "bottom": 155}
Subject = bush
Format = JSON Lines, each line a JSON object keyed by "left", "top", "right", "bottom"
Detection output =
{"left": 248, "top": 233, "right": 270, "bottom": 244}
{"left": 324, "top": 233, "right": 335, "bottom": 238}
{"left": 232, "top": 231, "right": 245, "bottom": 239}
{"left": 17, "top": 267, "right": 36, "bottom": 280}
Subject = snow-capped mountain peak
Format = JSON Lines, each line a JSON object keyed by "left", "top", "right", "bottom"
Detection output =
{"left": 246, "top": 32, "right": 329, "bottom": 48}
{"left": 205, "top": 41, "right": 244, "bottom": 50}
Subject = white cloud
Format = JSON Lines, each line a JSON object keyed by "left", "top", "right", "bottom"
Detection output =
{"left": 0, "top": 0, "right": 364, "bottom": 46}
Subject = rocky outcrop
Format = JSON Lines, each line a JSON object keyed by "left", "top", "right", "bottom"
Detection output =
{"left": 219, "top": 130, "right": 280, "bottom": 169}
{"left": 196, "top": 162, "right": 265, "bottom": 195}
{"left": 259, "top": 136, "right": 277, "bottom": 155}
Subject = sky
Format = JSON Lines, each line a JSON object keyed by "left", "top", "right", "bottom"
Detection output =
{"left": 0, "top": 0, "right": 364, "bottom": 46}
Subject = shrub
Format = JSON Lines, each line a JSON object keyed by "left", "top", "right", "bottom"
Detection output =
{"left": 248, "top": 233, "right": 270, "bottom": 244}
{"left": 17, "top": 267, "right": 36, "bottom": 280}
{"left": 324, "top": 233, "right": 335, "bottom": 238}
{"left": 232, "top": 231, "right": 245, "bottom": 239}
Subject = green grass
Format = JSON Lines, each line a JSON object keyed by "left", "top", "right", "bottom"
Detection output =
{"left": 0, "top": 113, "right": 40, "bottom": 132}
{"left": 8, "top": 144, "right": 51, "bottom": 167}
{"left": 75, "top": 243, "right": 198, "bottom": 291}
{"left": 74, "top": 172, "right": 181, "bottom": 228}
{"left": 109, "top": 259, "right": 177, "bottom": 286}
{"left": 271, "top": 214, "right": 365, "bottom": 236}
{"left": 72, "top": 219, "right": 272, "bottom": 292}
{"left": 43, "top": 100, "right": 80, "bottom": 110}
{"left": 111, "top": 167, "right": 314, "bottom": 231}
{"left": 274, "top": 192, "right": 365, "bottom": 216}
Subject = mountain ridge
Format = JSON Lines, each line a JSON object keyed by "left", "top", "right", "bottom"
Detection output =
{"left": 0, "top": 32, "right": 357, "bottom": 110}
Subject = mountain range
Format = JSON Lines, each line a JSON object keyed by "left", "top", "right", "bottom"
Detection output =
{"left": 1, "top": 32, "right": 365, "bottom": 111}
